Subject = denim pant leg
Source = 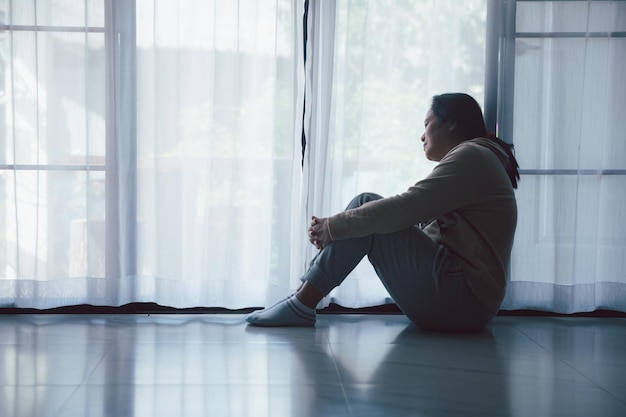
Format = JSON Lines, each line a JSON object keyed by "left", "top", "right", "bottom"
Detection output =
{"left": 301, "top": 192, "right": 437, "bottom": 318}
{"left": 302, "top": 192, "right": 495, "bottom": 331}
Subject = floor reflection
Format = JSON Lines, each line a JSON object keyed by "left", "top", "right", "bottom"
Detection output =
{"left": 1, "top": 314, "right": 625, "bottom": 417}
{"left": 327, "top": 319, "right": 510, "bottom": 417}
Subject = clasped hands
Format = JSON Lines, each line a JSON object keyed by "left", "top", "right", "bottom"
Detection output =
{"left": 308, "top": 216, "right": 332, "bottom": 250}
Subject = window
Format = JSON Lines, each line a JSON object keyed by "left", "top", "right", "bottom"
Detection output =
{"left": 501, "top": 0, "right": 626, "bottom": 309}
{"left": 0, "top": 1, "right": 106, "bottom": 282}
{"left": 0, "top": 0, "right": 299, "bottom": 308}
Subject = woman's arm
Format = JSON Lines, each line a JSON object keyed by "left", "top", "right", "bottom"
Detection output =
{"left": 326, "top": 141, "right": 503, "bottom": 240}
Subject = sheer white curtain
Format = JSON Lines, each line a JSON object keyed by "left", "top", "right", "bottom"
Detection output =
{"left": 501, "top": 0, "right": 626, "bottom": 312}
{"left": 302, "top": 0, "right": 489, "bottom": 308}
{"left": 130, "top": 0, "right": 302, "bottom": 308}
{"left": 0, "top": 0, "right": 491, "bottom": 310}
{"left": 0, "top": 0, "right": 303, "bottom": 309}
{"left": 4, "top": 0, "right": 623, "bottom": 313}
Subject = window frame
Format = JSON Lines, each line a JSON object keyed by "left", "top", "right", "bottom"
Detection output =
{"left": 490, "top": 0, "right": 626, "bottom": 177}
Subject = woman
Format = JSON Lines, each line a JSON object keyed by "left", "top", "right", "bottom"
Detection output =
{"left": 247, "top": 93, "right": 519, "bottom": 331}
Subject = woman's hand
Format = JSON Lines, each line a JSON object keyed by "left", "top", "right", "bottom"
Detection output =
{"left": 308, "top": 216, "right": 332, "bottom": 250}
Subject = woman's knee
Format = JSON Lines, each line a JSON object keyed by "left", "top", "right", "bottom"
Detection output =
{"left": 346, "top": 192, "right": 384, "bottom": 210}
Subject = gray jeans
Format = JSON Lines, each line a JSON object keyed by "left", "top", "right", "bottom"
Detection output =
{"left": 301, "top": 192, "right": 495, "bottom": 332}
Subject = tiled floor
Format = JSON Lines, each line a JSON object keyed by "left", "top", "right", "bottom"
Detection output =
{"left": 1, "top": 313, "right": 625, "bottom": 417}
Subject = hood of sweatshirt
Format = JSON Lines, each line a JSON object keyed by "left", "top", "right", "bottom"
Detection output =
{"left": 466, "top": 137, "right": 511, "bottom": 170}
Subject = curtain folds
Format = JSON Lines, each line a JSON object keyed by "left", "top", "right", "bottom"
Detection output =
{"left": 1, "top": 0, "right": 624, "bottom": 313}
{"left": 128, "top": 0, "right": 303, "bottom": 309}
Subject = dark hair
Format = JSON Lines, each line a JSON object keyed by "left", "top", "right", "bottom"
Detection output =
{"left": 431, "top": 93, "right": 520, "bottom": 189}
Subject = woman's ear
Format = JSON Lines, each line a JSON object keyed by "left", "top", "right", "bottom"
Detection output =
{"left": 446, "top": 119, "right": 458, "bottom": 133}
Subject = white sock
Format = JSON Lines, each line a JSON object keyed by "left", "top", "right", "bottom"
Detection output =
{"left": 246, "top": 295, "right": 316, "bottom": 327}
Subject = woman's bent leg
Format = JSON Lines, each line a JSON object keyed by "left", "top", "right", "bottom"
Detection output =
{"left": 301, "top": 225, "right": 494, "bottom": 332}
{"left": 248, "top": 192, "right": 494, "bottom": 330}
{"left": 306, "top": 190, "right": 495, "bottom": 331}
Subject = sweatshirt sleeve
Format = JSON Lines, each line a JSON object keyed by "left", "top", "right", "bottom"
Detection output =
{"left": 327, "top": 142, "right": 497, "bottom": 240}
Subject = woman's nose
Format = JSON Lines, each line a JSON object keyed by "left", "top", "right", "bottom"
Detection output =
{"left": 420, "top": 134, "right": 425, "bottom": 142}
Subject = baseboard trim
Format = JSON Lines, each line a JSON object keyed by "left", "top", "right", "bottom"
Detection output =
{"left": 1, "top": 302, "right": 625, "bottom": 317}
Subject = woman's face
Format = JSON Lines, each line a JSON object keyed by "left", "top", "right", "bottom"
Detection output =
{"left": 421, "top": 109, "right": 457, "bottom": 162}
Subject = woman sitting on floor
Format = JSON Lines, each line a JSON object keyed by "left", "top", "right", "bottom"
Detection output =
{"left": 247, "top": 92, "right": 520, "bottom": 332}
